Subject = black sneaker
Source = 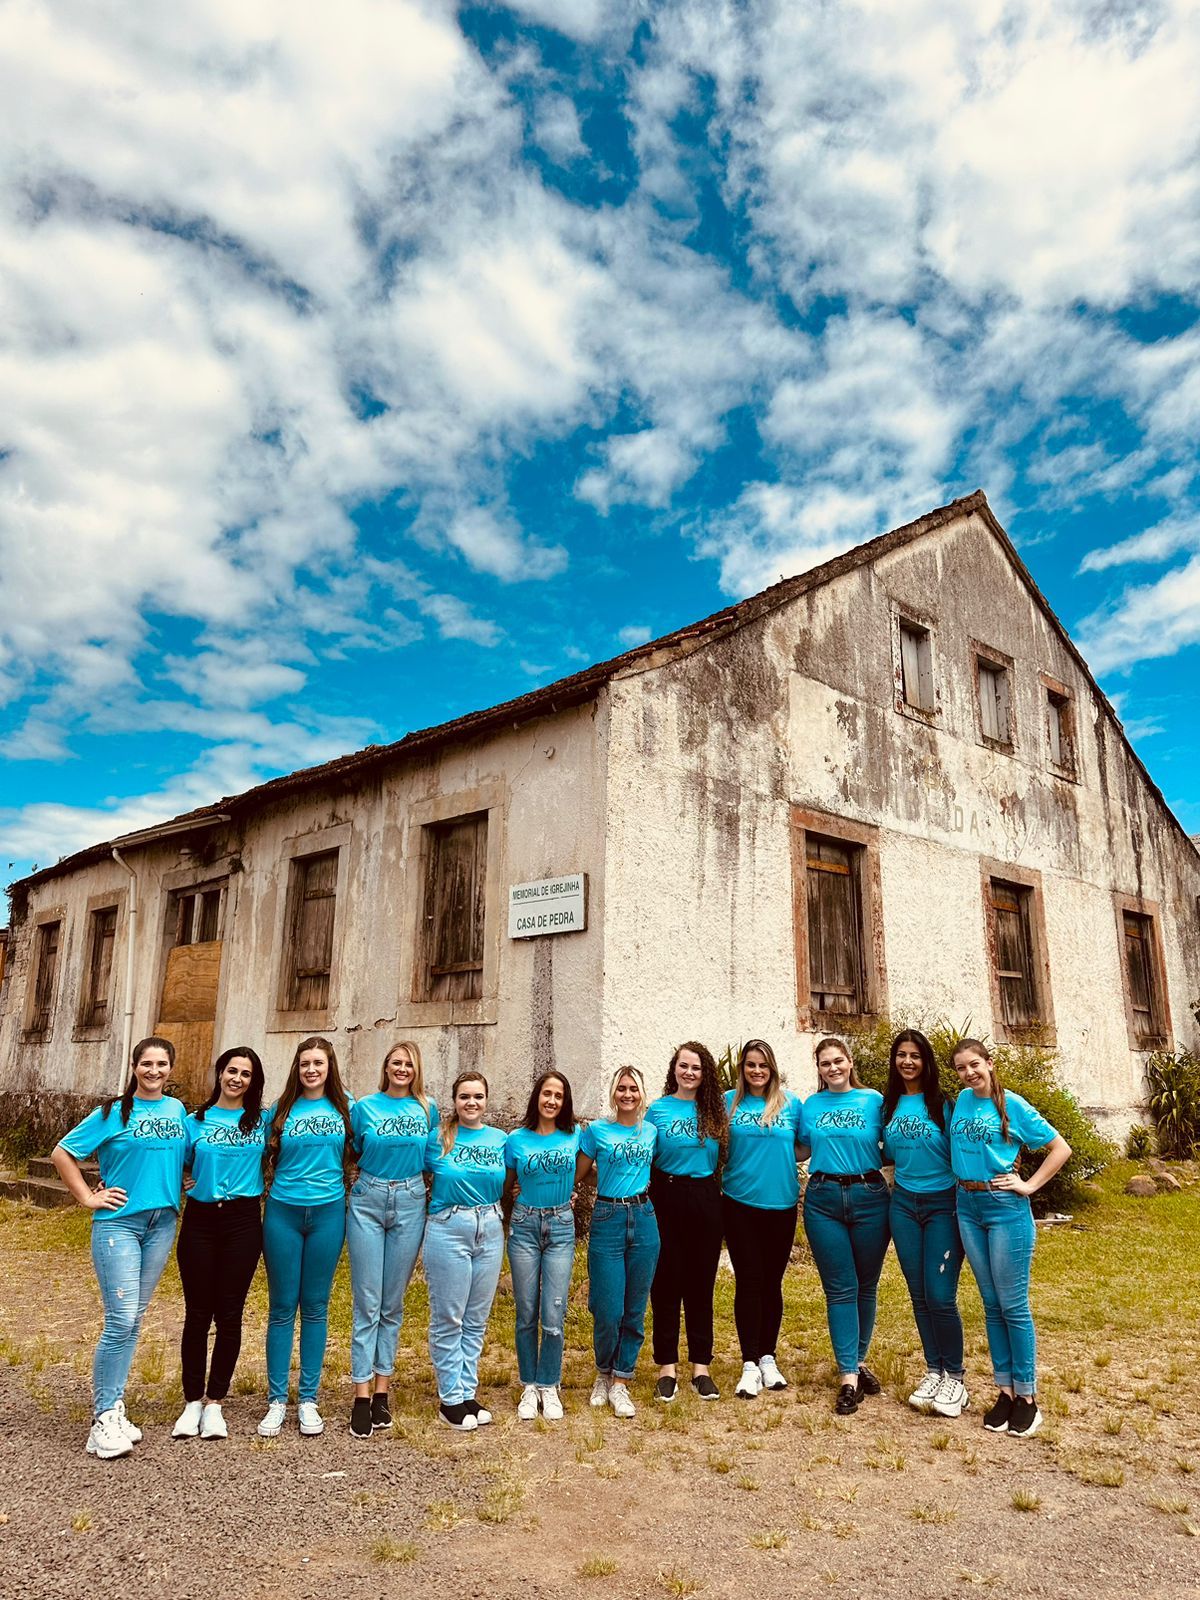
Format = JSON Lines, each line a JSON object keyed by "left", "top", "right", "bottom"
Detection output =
{"left": 350, "top": 1397, "right": 373, "bottom": 1438}
{"left": 371, "top": 1394, "right": 393, "bottom": 1432}
{"left": 983, "top": 1392, "right": 1014, "bottom": 1432}
{"left": 835, "top": 1383, "right": 860, "bottom": 1416}
{"left": 654, "top": 1376, "right": 678, "bottom": 1403}
{"left": 692, "top": 1375, "right": 719, "bottom": 1402}
{"left": 1007, "top": 1397, "right": 1042, "bottom": 1438}
{"left": 857, "top": 1365, "right": 882, "bottom": 1396}
{"left": 438, "top": 1401, "right": 478, "bottom": 1431}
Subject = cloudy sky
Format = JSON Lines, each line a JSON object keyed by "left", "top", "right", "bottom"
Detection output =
{"left": 2, "top": 0, "right": 1198, "bottom": 883}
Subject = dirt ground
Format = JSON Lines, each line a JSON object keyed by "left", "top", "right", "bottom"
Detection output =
{"left": 1, "top": 1185, "right": 1198, "bottom": 1600}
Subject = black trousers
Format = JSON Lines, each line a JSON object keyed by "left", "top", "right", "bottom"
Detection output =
{"left": 722, "top": 1194, "right": 797, "bottom": 1362}
{"left": 649, "top": 1173, "right": 722, "bottom": 1365}
{"left": 176, "top": 1196, "right": 263, "bottom": 1402}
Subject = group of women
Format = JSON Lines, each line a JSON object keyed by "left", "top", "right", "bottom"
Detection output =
{"left": 50, "top": 1026, "right": 1070, "bottom": 1457}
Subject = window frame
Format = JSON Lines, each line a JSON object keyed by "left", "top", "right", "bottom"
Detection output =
{"left": 23, "top": 907, "right": 66, "bottom": 1040}
{"left": 890, "top": 604, "right": 939, "bottom": 723}
{"left": 74, "top": 895, "right": 124, "bottom": 1040}
{"left": 1039, "top": 672, "right": 1079, "bottom": 782}
{"left": 972, "top": 640, "right": 1016, "bottom": 752}
{"left": 271, "top": 824, "right": 352, "bottom": 1032}
{"left": 790, "top": 807, "right": 886, "bottom": 1033}
{"left": 980, "top": 859, "right": 1055, "bottom": 1046}
{"left": 1113, "top": 893, "right": 1171, "bottom": 1049}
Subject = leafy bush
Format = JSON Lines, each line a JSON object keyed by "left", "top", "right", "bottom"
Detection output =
{"left": 1145, "top": 1049, "right": 1200, "bottom": 1159}
{"left": 714, "top": 1045, "right": 741, "bottom": 1093}
{"left": 1124, "top": 1123, "right": 1154, "bottom": 1161}
{"left": 843, "top": 1015, "right": 1114, "bottom": 1212}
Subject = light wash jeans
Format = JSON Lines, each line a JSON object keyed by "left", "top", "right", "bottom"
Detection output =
{"left": 587, "top": 1198, "right": 660, "bottom": 1379}
{"left": 802, "top": 1175, "right": 891, "bottom": 1376}
{"left": 889, "top": 1184, "right": 965, "bottom": 1376}
{"left": 346, "top": 1174, "right": 426, "bottom": 1384}
{"left": 262, "top": 1195, "right": 346, "bottom": 1403}
{"left": 90, "top": 1206, "right": 178, "bottom": 1415}
{"left": 423, "top": 1203, "right": 504, "bottom": 1404}
{"left": 956, "top": 1187, "right": 1038, "bottom": 1396}
{"left": 507, "top": 1202, "right": 576, "bottom": 1387}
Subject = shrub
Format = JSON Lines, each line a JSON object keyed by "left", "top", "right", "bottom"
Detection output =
{"left": 843, "top": 1015, "right": 1114, "bottom": 1212}
{"left": 1145, "top": 1049, "right": 1200, "bottom": 1159}
{"left": 1124, "top": 1123, "right": 1154, "bottom": 1161}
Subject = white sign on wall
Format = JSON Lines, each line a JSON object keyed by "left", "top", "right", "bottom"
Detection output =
{"left": 508, "top": 873, "right": 587, "bottom": 938}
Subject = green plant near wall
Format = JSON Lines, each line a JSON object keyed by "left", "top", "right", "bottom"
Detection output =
{"left": 714, "top": 1045, "right": 742, "bottom": 1093}
{"left": 1145, "top": 1048, "right": 1200, "bottom": 1159}
{"left": 842, "top": 1014, "right": 1114, "bottom": 1213}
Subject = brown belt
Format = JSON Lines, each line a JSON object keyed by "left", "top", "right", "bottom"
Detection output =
{"left": 957, "top": 1179, "right": 995, "bottom": 1192}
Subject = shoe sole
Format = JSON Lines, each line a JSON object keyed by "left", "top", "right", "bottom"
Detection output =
{"left": 1008, "top": 1416, "right": 1042, "bottom": 1439}
{"left": 761, "top": 1381, "right": 787, "bottom": 1391}
{"left": 371, "top": 1421, "right": 394, "bottom": 1432}
{"left": 299, "top": 1425, "right": 324, "bottom": 1436}
{"left": 655, "top": 1392, "right": 678, "bottom": 1404}
{"left": 983, "top": 1421, "right": 1010, "bottom": 1432}
{"left": 172, "top": 1428, "right": 200, "bottom": 1439}
{"left": 200, "top": 1431, "right": 227, "bottom": 1441}
{"left": 439, "top": 1417, "right": 477, "bottom": 1431}
{"left": 931, "top": 1399, "right": 971, "bottom": 1419}
{"left": 86, "top": 1441, "right": 133, "bottom": 1459}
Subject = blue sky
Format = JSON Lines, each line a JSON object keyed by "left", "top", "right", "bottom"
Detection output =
{"left": 2, "top": 0, "right": 1199, "bottom": 887}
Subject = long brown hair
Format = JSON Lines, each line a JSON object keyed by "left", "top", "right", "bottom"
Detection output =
{"left": 102, "top": 1036, "right": 177, "bottom": 1126}
{"left": 377, "top": 1040, "right": 430, "bottom": 1117}
{"left": 951, "top": 1037, "right": 1010, "bottom": 1143}
{"left": 264, "top": 1036, "right": 353, "bottom": 1188}
{"left": 732, "top": 1039, "right": 787, "bottom": 1125}
{"left": 814, "top": 1035, "right": 863, "bottom": 1089}
{"left": 439, "top": 1072, "right": 489, "bottom": 1155}
{"left": 664, "top": 1041, "right": 727, "bottom": 1147}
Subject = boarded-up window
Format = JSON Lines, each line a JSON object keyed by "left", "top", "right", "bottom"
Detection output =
{"left": 1046, "top": 689, "right": 1074, "bottom": 773}
{"left": 899, "top": 621, "right": 934, "bottom": 712}
{"left": 1123, "top": 911, "right": 1162, "bottom": 1041}
{"left": 29, "top": 920, "right": 61, "bottom": 1034}
{"left": 282, "top": 851, "right": 338, "bottom": 1012}
{"left": 80, "top": 906, "right": 118, "bottom": 1029}
{"left": 990, "top": 880, "right": 1038, "bottom": 1030}
{"left": 175, "top": 887, "right": 223, "bottom": 947}
{"left": 978, "top": 659, "right": 1011, "bottom": 745}
{"left": 423, "top": 813, "right": 487, "bottom": 1002}
{"left": 806, "top": 837, "right": 864, "bottom": 1016}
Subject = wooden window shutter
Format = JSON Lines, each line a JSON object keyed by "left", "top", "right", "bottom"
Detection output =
{"left": 899, "top": 623, "right": 933, "bottom": 712}
{"left": 287, "top": 851, "right": 338, "bottom": 1011}
{"left": 83, "top": 907, "right": 117, "bottom": 1027}
{"left": 31, "top": 921, "right": 61, "bottom": 1033}
{"left": 1123, "top": 912, "right": 1158, "bottom": 1038}
{"left": 990, "top": 881, "right": 1036, "bottom": 1028}
{"left": 806, "top": 837, "right": 864, "bottom": 1015}
{"left": 425, "top": 814, "right": 487, "bottom": 1002}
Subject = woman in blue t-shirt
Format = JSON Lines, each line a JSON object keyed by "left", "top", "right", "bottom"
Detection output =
{"left": 575, "top": 1065, "right": 660, "bottom": 1419}
{"left": 52, "top": 1035, "right": 187, "bottom": 1460}
{"left": 950, "top": 1038, "right": 1071, "bottom": 1440}
{"left": 258, "top": 1036, "right": 353, "bottom": 1440}
{"left": 346, "top": 1041, "right": 437, "bottom": 1439}
{"left": 801, "top": 1036, "right": 890, "bottom": 1416}
{"left": 646, "top": 1042, "right": 726, "bottom": 1403}
{"left": 423, "top": 1072, "right": 508, "bottom": 1432}
{"left": 504, "top": 1071, "right": 580, "bottom": 1422}
{"left": 722, "top": 1040, "right": 805, "bottom": 1399}
{"left": 173, "top": 1045, "right": 268, "bottom": 1442}
{"left": 881, "top": 1030, "right": 966, "bottom": 1420}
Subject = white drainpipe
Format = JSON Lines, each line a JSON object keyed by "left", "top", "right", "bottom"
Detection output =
{"left": 111, "top": 847, "right": 137, "bottom": 1094}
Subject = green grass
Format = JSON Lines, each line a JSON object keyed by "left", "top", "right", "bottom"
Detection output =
{"left": 370, "top": 1536, "right": 417, "bottom": 1564}
{"left": 578, "top": 1556, "right": 619, "bottom": 1578}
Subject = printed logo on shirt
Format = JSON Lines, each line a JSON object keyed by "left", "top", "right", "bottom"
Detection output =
{"left": 451, "top": 1143, "right": 505, "bottom": 1168}
{"left": 609, "top": 1139, "right": 654, "bottom": 1167}
{"left": 288, "top": 1115, "right": 346, "bottom": 1139}
{"left": 955, "top": 1117, "right": 997, "bottom": 1145}
{"left": 203, "top": 1122, "right": 266, "bottom": 1148}
{"left": 889, "top": 1114, "right": 935, "bottom": 1142}
{"left": 132, "top": 1116, "right": 186, "bottom": 1141}
{"left": 813, "top": 1107, "right": 866, "bottom": 1132}
{"left": 372, "top": 1115, "right": 430, "bottom": 1139}
{"left": 659, "top": 1116, "right": 701, "bottom": 1143}
{"left": 520, "top": 1146, "right": 574, "bottom": 1176}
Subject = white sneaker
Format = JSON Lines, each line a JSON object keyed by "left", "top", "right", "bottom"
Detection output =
{"left": 257, "top": 1401, "right": 288, "bottom": 1437}
{"left": 608, "top": 1381, "right": 636, "bottom": 1419}
{"left": 735, "top": 1361, "right": 762, "bottom": 1399}
{"left": 86, "top": 1408, "right": 133, "bottom": 1459}
{"left": 297, "top": 1401, "right": 325, "bottom": 1436}
{"left": 200, "top": 1402, "right": 228, "bottom": 1440}
{"left": 908, "top": 1370, "right": 943, "bottom": 1412}
{"left": 930, "top": 1374, "right": 970, "bottom": 1419}
{"left": 172, "top": 1400, "right": 203, "bottom": 1439}
{"left": 758, "top": 1354, "right": 788, "bottom": 1391}
{"left": 471, "top": 1402, "right": 493, "bottom": 1427}
{"left": 539, "top": 1386, "right": 564, "bottom": 1420}
{"left": 590, "top": 1373, "right": 611, "bottom": 1408}
{"left": 115, "top": 1399, "right": 143, "bottom": 1443}
{"left": 517, "top": 1384, "right": 540, "bottom": 1421}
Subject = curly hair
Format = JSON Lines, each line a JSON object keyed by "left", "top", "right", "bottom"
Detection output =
{"left": 664, "top": 1041, "right": 728, "bottom": 1147}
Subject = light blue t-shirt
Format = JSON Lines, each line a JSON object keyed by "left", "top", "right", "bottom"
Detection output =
{"left": 424, "top": 1123, "right": 508, "bottom": 1212}
{"left": 950, "top": 1090, "right": 1058, "bottom": 1184}
{"left": 268, "top": 1096, "right": 351, "bottom": 1206}
{"left": 883, "top": 1095, "right": 954, "bottom": 1193}
{"left": 352, "top": 1092, "right": 438, "bottom": 1182}
{"left": 722, "top": 1088, "right": 806, "bottom": 1209}
{"left": 505, "top": 1126, "right": 581, "bottom": 1209}
{"left": 579, "top": 1119, "right": 657, "bottom": 1199}
{"left": 646, "top": 1096, "right": 719, "bottom": 1179}
{"left": 59, "top": 1095, "right": 188, "bottom": 1218}
{"left": 185, "top": 1107, "right": 268, "bottom": 1202}
{"left": 804, "top": 1088, "right": 885, "bottom": 1176}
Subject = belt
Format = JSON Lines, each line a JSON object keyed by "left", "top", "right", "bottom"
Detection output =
{"left": 596, "top": 1191, "right": 650, "bottom": 1206}
{"left": 809, "top": 1170, "right": 882, "bottom": 1186}
{"left": 957, "top": 1179, "right": 997, "bottom": 1192}
{"left": 651, "top": 1171, "right": 717, "bottom": 1185}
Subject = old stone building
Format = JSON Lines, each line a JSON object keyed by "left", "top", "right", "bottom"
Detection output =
{"left": 2, "top": 492, "right": 1197, "bottom": 1133}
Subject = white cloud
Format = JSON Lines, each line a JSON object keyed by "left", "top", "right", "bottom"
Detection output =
{"left": 1076, "top": 554, "right": 1200, "bottom": 674}
{"left": 533, "top": 95, "right": 587, "bottom": 163}
{"left": 1080, "top": 515, "right": 1200, "bottom": 573}
{"left": 696, "top": 482, "right": 885, "bottom": 597}
{"left": 617, "top": 624, "right": 652, "bottom": 647}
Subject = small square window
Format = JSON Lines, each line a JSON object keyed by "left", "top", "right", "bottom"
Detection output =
{"left": 899, "top": 621, "right": 935, "bottom": 713}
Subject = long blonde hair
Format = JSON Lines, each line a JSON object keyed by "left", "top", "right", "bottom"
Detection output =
{"left": 732, "top": 1039, "right": 787, "bottom": 1125}
{"left": 378, "top": 1040, "right": 430, "bottom": 1117}
{"left": 439, "top": 1071, "right": 488, "bottom": 1154}
{"left": 607, "top": 1064, "right": 648, "bottom": 1120}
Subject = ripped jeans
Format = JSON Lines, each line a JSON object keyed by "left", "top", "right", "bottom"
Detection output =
{"left": 889, "top": 1184, "right": 965, "bottom": 1376}
{"left": 91, "top": 1206, "right": 178, "bottom": 1415}
{"left": 507, "top": 1202, "right": 576, "bottom": 1387}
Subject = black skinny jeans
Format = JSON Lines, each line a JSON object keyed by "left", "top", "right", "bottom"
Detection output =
{"left": 176, "top": 1196, "right": 263, "bottom": 1402}
{"left": 722, "top": 1194, "right": 798, "bottom": 1362}
{"left": 649, "top": 1172, "right": 723, "bottom": 1365}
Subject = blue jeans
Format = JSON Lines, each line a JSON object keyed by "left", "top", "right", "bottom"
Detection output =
{"left": 508, "top": 1202, "right": 576, "bottom": 1386}
{"left": 262, "top": 1195, "right": 346, "bottom": 1403}
{"left": 423, "top": 1204, "right": 504, "bottom": 1404}
{"left": 91, "top": 1207, "right": 178, "bottom": 1415}
{"left": 890, "top": 1184, "right": 965, "bottom": 1375}
{"left": 803, "top": 1175, "right": 891, "bottom": 1377}
{"left": 956, "top": 1188, "right": 1038, "bottom": 1396}
{"left": 587, "top": 1199, "right": 660, "bottom": 1379}
{"left": 346, "top": 1175, "right": 426, "bottom": 1384}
